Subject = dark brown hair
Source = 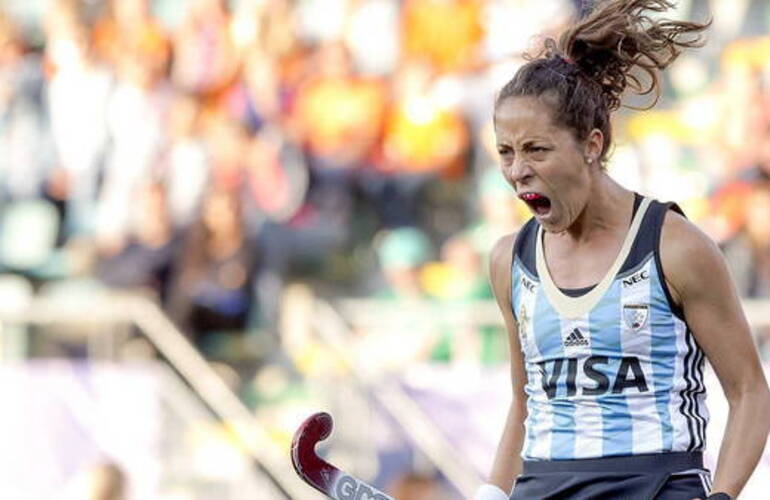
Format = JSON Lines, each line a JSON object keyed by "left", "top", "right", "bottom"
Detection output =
{"left": 495, "top": 0, "right": 710, "bottom": 163}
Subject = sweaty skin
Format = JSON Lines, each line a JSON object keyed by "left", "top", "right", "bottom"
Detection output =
{"left": 486, "top": 96, "right": 770, "bottom": 498}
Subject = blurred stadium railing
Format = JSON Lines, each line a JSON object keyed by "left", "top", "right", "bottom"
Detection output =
{"left": 0, "top": 289, "right": 319, "bottom": 500}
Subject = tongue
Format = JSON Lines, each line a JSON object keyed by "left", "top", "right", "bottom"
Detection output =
{"left": 532, "top": 197, "right": 551, "bottom": 215}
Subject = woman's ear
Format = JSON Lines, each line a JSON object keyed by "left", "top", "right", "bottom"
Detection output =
{"left": 583, "top": 128, "right": 604, "bottom": 165}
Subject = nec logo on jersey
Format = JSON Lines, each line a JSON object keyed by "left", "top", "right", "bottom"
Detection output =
{"left": 564, "top": 328, "right": 589, "bottom": 347}
{"left": 622, "top": 269, "right": 649, "bottom": 287}
{"left": 520, "top": 275, "right": 536, "bottom": 293}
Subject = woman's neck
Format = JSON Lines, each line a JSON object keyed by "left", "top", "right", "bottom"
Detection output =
{"left": 558, "top": 173, "right": 634, "bottom": 246}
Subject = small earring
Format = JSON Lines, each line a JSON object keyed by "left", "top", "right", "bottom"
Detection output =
{"left": 586, "top": 157, "right": 593, "bottom": 164}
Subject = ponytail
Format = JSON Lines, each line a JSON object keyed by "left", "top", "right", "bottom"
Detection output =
{"left": 495, "top": 0, "right": 710, "bottom": 162}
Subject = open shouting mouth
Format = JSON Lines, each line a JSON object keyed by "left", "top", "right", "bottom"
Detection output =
{"left": 519, "top": 192, "right": 552, "bottom": 217}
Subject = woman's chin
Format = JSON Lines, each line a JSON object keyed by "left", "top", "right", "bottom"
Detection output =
{"left": 534, "top": 207, "right": 554, "bottom": 226}
{"left": 537, "top": 210, "right": 568, "bottom": 233}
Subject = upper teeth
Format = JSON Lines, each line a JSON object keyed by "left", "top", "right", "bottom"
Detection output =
{"left": 522, "top": 193, "right": 540, "bottom": 200}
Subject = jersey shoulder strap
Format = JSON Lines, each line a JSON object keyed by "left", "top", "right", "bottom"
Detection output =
{"left": 617, "top": 195, "right": 685, "bottom": 274}
{"left": 513, "top": 216, "right": 539, "bottom": 278}
{"left": 650, "top": 199, "right": 686, "bottom": 319}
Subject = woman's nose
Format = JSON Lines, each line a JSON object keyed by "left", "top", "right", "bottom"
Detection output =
{"left": 508, "top": 158, "right": 533, "bottom": 186}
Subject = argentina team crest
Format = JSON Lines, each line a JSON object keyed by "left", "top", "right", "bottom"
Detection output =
{"left": 623, "top": 304, "right": 649, "bottom": 331}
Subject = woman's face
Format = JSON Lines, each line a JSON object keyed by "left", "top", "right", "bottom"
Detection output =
{"left": 494, "top": 95, "right": 596, "bottom": 233}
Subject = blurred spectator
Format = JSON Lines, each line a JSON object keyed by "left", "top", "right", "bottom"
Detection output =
{"left": 354, "top": 227, "right": 442, "bottom": 369}
{"left": 238, "top": 48, "right": 282, "bottom": 131}
{"left": 287, "top": 41, "right": 387, "bottom": 257}
{"left": 92, "top": 0, "right": 170, "bottom": 77}
{"left": 95, "top": 15, "right": 169, "bottom": 248}
{"left": 344, "top": 0, "right": 401, "bottom": 76}
{"left": 95, "top": 181, "right": 179, "bottom": 302}
{"left": 168, "top": 188, "right": 257, "bottom": 346}
{"left": 709, "top": 180, "right": 755, "bottom": 243}
{"left": 242, "top": 127, "right": 309, "bottom": 329}
{"left": 245, "top": 0, "right": 298, "bottom": 59}
{"left": 401, "top": 0, "right": 484, "bottom": 74}
{"left": 44, "top": 1, "right": 111, "bottom": 236}
{"left": 170, "top": 0, "right": 238, "bottom": 96}
{"left": 722, "top": 183, "right": 770, "bottom": 298}
{"left": 721, "top": 182, "right": 770, "bottom": 358}
{"left": 420, "top": 234, "right": 492, "bottom": 364}
{"left": 465, "top": 165, "right": 526, "bottom": 261}
{"left": 162, "top": 93, "right": 210, "bottom": 228}
{"left": 0, "top": 10, "right": 54, "bottom": 201}
{"left": 380, "top": 61, "right": 469, "bottom": 177}
{"left": 719, "top": 38, "right": 770, "bottom": 167}
{"left": 374, "top": 226, "right": 432, "bottom": 300}
{"left": 362, "top": 61, "right": 469, "bottom": 227}
{"left": 243, "top": 126, "right": 308, "bottom": 224}
{"left": 292, "top": 41, "right": 386, "bottom": 172}
{"left": 201, "top": 110, "right": 249, "bottom": 191}
{"left": 423, "top": 234, "right": 489, "bottom": 302}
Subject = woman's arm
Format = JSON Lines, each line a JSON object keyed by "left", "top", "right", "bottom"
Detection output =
{"left": 486, "top": 234, "right": 529, "bottom": 494}
{"left": 661, "top": 211, "right": 770, "bottom": 498}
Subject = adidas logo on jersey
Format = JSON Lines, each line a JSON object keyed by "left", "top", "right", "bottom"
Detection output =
{"left": 564, "top": 328, "right": 589, "bottom": 347}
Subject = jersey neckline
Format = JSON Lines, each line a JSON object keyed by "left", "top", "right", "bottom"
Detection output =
{"left": 535, "top": 196, "right": 652, "bottom": 318}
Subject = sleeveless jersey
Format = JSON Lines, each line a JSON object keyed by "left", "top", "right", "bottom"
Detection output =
{"left": 511, "top": 194, "right": 708, "bottom": 460}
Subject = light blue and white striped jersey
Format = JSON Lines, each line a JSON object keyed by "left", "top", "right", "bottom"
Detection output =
{"left": 511, "top": 194, "right": 708, "bottom": 460}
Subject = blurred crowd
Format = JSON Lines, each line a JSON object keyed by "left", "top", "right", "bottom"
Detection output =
{"left": 1, "top": 0, "right": 770, "bottom": 376}
{"left": 2, "top": 1, "right": 770, "bottom": 497}
{"left": 0, "top": 0, "right": 558, "bottom": 365}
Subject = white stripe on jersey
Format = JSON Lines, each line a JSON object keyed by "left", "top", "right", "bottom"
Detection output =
{"left": 693, "top": 357, "right": 709, "bottom": 450}
{"left": 683, "top": 325, "right": 708, "bottom": 451}
{"left": 669, "top": 318, "right": 693, "bottom": 450}
{"left": 561, "top": 314, "right": 603, "bottom": 458}
{"left": 620, "top": 260, "right": 663, "bottom": 454}
{"left": 528, "top": 383, "right": 554, "bottom": 460}
{"left": 517, "top": 267, "right": 539, "bottom": 360}
{"left": 524, "top": 282, "right": 553, "bottom": 460}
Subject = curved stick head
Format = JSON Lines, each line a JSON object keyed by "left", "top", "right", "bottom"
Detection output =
{"left": 291, "top": 412, "right": 395, "bottom": 500}
{"left": 291, "top": 412, "right": 338, "bottom": 494}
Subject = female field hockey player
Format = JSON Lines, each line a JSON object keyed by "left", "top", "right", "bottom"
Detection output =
{"left": 475, "top": 1, "right": 770, "bottom": 499}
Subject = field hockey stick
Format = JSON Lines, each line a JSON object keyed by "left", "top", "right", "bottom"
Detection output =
{"left": 290, "top": 411, "right": 395, "bottom": 500}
